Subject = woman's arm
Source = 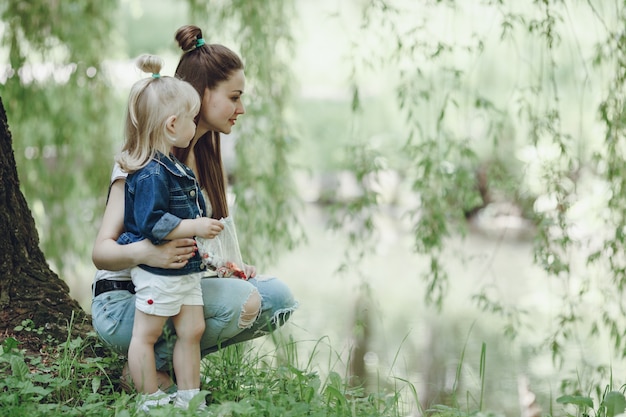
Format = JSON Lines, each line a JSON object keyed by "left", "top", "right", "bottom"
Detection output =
{"left": 91, "top": 179, "right": 196, "bottom": 270}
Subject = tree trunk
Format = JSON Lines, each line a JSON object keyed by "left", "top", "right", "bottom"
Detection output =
{"left": 0, "top": 95, "right": 88, "bottom": 348}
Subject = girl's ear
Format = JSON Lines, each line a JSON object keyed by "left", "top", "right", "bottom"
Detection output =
{"left": 165, "top": 115, "right": 177, "bottom": 135}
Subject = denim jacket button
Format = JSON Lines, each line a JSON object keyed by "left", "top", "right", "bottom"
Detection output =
{"left": 190, "top": 190, "right": 196, "bottom": 197}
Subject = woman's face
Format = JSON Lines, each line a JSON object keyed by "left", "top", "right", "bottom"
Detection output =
{"left": 196, "top": 69, "right": 246, "bottom": 136}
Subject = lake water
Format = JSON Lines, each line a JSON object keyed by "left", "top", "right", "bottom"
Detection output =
{"left": 258, "top": 203, "right": 621, "bottom": 415}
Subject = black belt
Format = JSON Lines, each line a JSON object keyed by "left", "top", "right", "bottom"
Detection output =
{"left": 93, "top": 279, "right": 136, "bottom": 297}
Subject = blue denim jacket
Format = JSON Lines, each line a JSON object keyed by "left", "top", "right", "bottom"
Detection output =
{"left": 117, "top": 152, "right": 207, "bottom": 276}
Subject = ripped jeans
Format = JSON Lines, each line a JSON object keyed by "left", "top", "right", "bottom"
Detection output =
{"left": 91, "top": 275, "right": 297, "bottom": 370}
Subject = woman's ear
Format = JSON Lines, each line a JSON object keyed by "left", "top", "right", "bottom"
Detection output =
{"left": 165, "top": 115, "right": 177, "bottom": 135}
{"left": 202, "top": 87, "right": 211, "bottom": 101}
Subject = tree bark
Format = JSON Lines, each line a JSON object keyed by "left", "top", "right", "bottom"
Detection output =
{"left": 0, "top": 95, "right": 88, "bottom": 347}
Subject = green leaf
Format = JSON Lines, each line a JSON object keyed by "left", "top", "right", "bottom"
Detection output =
{"left": 556, "top": 395, "right": 594, "bottom": 409}
{"left": 2, "top": 337, "right": 19, "bottom": 353}
{"left": 324, "top": 385, "right": 347, "bottom": 406}
{"left": 91, "top": 376, "right": 101, "bottom": 394}
{"left": 603, "top": 391, "right": 626, "bottom": 417}
{"left": 10, "top": 356, "right": 29, "bottom": 381}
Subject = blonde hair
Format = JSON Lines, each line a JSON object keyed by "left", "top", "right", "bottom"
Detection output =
{"left": 117, "top": 54, "right": 201, "bottom": 173}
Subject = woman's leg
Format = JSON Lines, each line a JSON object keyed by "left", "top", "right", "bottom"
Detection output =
{"left": 128, "top": 309, "right": 168, "bottom": 394}
{"left": 153, "top": 276, "right": 297, "bottom": 366}
{"left": 212, "top": 276, "right": 298, "bottom": 350}
{"left": 92, "top": 290, "right": 135, "bottom": 352}
{"left": 171, "top": 305, "right": 205, "bottom": 390}
{"left": 197, "top": 278, "right": 261, "bottom": 355}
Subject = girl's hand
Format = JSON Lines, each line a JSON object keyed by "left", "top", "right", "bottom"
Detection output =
{"left": 139, "top": 238, "right": 197, "bottom": 269}
{"left": 194, "top": 218, "right": 224, "bottom": 239}
{"left": 243, "top": 263, "right": 257, "bottom": 279}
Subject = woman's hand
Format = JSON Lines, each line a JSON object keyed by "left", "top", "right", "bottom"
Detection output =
{"left": 138, "top": 238, "right": 197, "bottom": 269}
{"left": 243, "top": 263, "right": 257, "bottom": 279}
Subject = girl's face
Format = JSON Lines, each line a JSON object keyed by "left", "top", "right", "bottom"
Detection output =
{"left": 170, "top": 112, "right": 198, "bottom": 148}
{"left": 196, "top": 69, "right": 246, "bottom": 136}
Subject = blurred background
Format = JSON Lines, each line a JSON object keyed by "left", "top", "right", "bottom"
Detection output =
{"left": 3, "top": 0, "right": 626, "bottom": 414}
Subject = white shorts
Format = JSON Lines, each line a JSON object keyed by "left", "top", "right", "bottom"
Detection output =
{"left": 131, "top": 267, "right": 204, "bottom": 317}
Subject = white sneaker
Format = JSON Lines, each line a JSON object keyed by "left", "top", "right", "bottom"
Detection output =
{"left": 173, "top": 389, "right": 207, "bottom": 411}
{"left": 136, "top": 389, "right": 171, "bottom": 412}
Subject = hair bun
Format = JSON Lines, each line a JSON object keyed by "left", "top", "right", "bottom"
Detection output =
{"left": 175, "top": 25, "right": 204, "bottom": 52}
{"left": 136, "top": 54, "right": 164, "bottom": 75}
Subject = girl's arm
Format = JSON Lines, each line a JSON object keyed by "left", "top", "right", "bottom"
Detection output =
{"left": 91, "top": 179, "right": 196, "bottom": 270}
{"left": 165, "top": 217, "right": 224, "bottom": 241}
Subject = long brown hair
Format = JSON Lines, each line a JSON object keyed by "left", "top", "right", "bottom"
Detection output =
{"left": 173, "top": 25, "right": 244, "bottom": 219}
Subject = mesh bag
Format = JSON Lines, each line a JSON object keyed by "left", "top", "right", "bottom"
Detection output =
{"left": 196, "top": 217, "right": 247, "bottom": 279}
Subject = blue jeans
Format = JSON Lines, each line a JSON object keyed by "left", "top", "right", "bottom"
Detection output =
{"left": 91, "top": 276, "right": 297, "bottom": 370}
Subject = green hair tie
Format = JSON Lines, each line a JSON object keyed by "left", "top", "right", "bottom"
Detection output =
{"left": 196, "top": 38, "right": 205, "bottom": 48}
{"left": 152, "top": 73, "right": 160, "bottom": 78}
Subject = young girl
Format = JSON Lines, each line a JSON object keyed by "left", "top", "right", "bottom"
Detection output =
{"left": 116, "top": 54, "right": 216, "bottom": 411}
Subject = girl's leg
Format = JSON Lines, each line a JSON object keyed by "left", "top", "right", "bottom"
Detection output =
{"left": 92, "top": 290, "right": 175, "bottom": 391}
{"left": 171, "top": 305, "right": 205, "bottom": 390}
{"left": 128, "top": 309, "right": 168, "bottom": 394}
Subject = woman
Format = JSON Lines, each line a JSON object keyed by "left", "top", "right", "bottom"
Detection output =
{"left": 91, "top": 25, "right": 297, "bottom": 392}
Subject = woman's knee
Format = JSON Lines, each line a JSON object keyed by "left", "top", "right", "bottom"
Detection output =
{"left": 239, "top": 289, "right": 261, "bottom": 329}
{"left": 254, "top": 277, "right": 297, "bottom": 311}
{"left": 251, "top": 277, "right": 298, "bottom": 327}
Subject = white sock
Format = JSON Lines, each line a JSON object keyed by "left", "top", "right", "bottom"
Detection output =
{"left": 177, "top": 388, "right": 199, "bottom": 402}
{"left": 174, "top": 388, "right": 204, "bottom": 409}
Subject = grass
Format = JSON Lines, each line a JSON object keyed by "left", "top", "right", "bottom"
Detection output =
{"left": 5, "top": 316, "right": 625, "bottom": 417}
{"left": 0, "top": 321, "right": 417, "bottom": 417}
